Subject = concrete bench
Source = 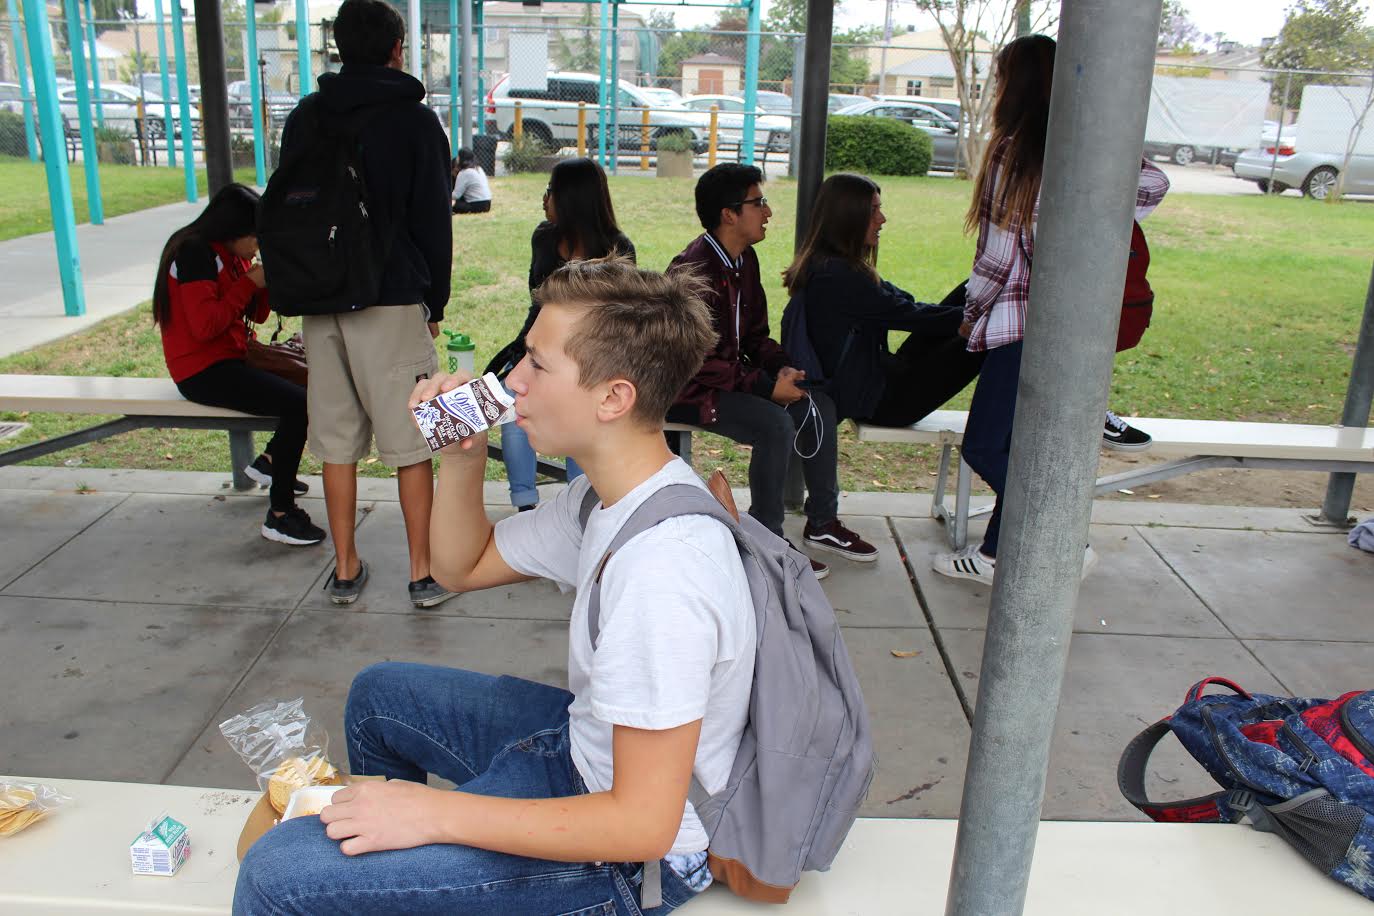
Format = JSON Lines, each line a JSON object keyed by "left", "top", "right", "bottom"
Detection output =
{"left": 1, "top": 775, "right": 1367, "bottom": 914}
{"left": 856, "top": 412, "right": 1374, "bottom": 549}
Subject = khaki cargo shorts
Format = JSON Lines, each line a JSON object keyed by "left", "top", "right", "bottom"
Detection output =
{"left": 302, "top": 304, "right": 439, "bottom": 468}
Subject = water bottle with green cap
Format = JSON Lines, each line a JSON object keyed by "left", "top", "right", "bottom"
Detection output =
{"left": 443, "top": 330, "right": 475, "bottom": 376}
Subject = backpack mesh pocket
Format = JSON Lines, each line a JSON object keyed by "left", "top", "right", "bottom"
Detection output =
{"left": 1261, "top": 789, "right": 1365, "bottom": 874}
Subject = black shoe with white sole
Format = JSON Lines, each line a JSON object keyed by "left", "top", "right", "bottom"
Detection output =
{"left": 326, "top": 559, "right": 369, "bottom": 605}
{"left": 245, "top": 454, "right": 309, "bottom": 496}
{"left": 1103, "top": 411, "right": 1152, "bottom": 451}
{"left": 261, "top": 506, "right": 326, "bottom": 546}
{"left": 803, "top": 519, "right": 879, "bottom": 562}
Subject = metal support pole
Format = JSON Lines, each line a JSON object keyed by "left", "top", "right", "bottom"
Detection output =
{"left": 475, "top": 0, "right": 485, "bottom": 136}
{"left": 293, "top": 0, "right": 309, "bottom": 95}
{"left": 793, "top": 0, "right": 832, "bottom": 252}
{"left": 246, "top": 0, "right": 266, "bottom": 186}
{"left": 596, "top": 0, "right": 609, "bottom": 166}
{"left": 741, "top": 0, "right": 760, "bottom": 164}
{"left": 877, "top": 0, "right": 893, "bottom": 96}
{"left": 62, "top": 0, "right": 101, "bottom": 224}
{"left": 944, "top": 3, "right": 1164, "bottom": 914}
{"left": 1267, "top": 71, "right": 1292, "bottom": 195}
{"left": 459, "top": 0, "right": 473, "bottom": 149}
{"left": 193, "top": 0, "right": 231, "bottom": 193}
{"left": 153, "top": 0, "right": 175, "bottom": 167}
{"left": 228, "top": 429, "right": 256, "bottom": 490}
{"left": 789, "top": 38, "right": 802, "bottom": 178}
{"left": 609, "top": 1, "right": 620, "bottom": 174}
{"left": 448, "top": 0, "right": 458, "bottom": 153}
{"left": 406, "top": 0, "right": 420, "bottom": 77}
{"left": 1320, "top": 261, "right": 1374, "bottom": 524}
{"left": 82, "top": 0, "right": 101, "bottom": 128}
{"left": 169, "top": 0, "right": 195, "bottom": 202}
{"left": 6, "top": 0, "right": 39, "bottom": 161}
{"left": 20, "top": 0, "right": 84, "bottom": 317}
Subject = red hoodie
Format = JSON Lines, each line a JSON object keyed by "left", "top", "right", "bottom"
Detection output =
{"left": 160, "top": 239, "right": 271, "bottom": 383}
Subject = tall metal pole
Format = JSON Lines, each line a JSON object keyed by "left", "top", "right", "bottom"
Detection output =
{"left": 1267, "top": 70, "right": 1292, "bottom": 195}
{"left": 193, "top": 0, "right": 230, "bottom": 193}
{"left": 169, "top": 0, "right": 196, "bottom": 202}
{"left": 6, "top": 0, "right": 39, "bottom": 161}
{"left": 294, "top": 0, "right": 310, "bottom": 96}
{"left": 407, "top": 0, "right": 420, "bottom": 78}
{"left": 877, "top": 0, "right": 893, "bottom": 96}
{"left": 459, "top": 0, "right": 474, "bottom": 148}
{"left": 82, "top": 0, "right": 102, "bottom": 128}
{"left": 793, "top": 0, "right": 833, "bottom": 252}
{"left": 153, "top": 0, "right": 175, "bottom": 167}
{"left": 246, "top": 0, "right": 266, "bottom": 185}
{"left": 740, "top": 0, "right": 760, "bottom": 164}
{"left": 21, "top": 0, "right": 84, "bottom": 316}
{"left": 62, "top": 0, "right": 102, "bottom": 224}
{"left": 944, "top": 2, "right": 1164, "bottom": 914}
{"left": 1320, "top": 261, "right": 1374, "bottom": 524}
{"left": 475, "top": 0, "right": 485, "bottom": 135}
{"left": 609, "top": 0, "right": 620, "bottom": 174}
{"left": 596, "top": 0, "right": 609, "bottom": 165}
{"left": 448, "top": 0, "right": 458, "bottom": 154}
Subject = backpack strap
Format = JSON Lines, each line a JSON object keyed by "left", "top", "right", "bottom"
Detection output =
{"left": 1117, "top": 719, "right": 1248, "bottom": 824}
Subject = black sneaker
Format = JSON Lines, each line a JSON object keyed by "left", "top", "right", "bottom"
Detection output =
{"left": 325, "top": 559, "right": 369, "bottom": 605}
{"left": 803, "top": 519, "right": 879, "bottom": 563}
{"left": 785, "top": 539, "right": 829, "bottom": 580}
{"left": 1103, "top": 411, "right": 1152, "bottom": 451}
{"left": 244, "top": 454, "right": 309, "bottom": 496}
{"left": 261, "top": 506, "right": 326, "bottom": 546}
{"left": 408, "top": 576, "right": 459, "bottom": 609}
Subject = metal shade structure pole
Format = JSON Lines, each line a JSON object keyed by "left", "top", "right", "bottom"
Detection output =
{"left": 596, "top": 0, "right": 609, "bottom": 166}
{"left": 296, "top": 0, "right": 311, "bottom": 97}
{"left": 459, "top": 0, "right": 473, "bottom": 149}
{"left": 475, "top": 0, "right": 485, "bottom": 135}
{"left": 448, "top": 0, "right": 458, "bottom": 154}
{"left": 944, "top": 2, "right": 1164, "bottom": 914}
{"left": 153, "top": 0, "right": 176, "bottom": 167}
{"left": 169, "top": 0, "right": 196, "bottom": 202}
{"left": 62, "top": 0, "right": 102, "bottom": 224}
{"left": 246, "top": 0, "right": 266, "bottom": 185}
{"left": 83, "top": 0, "right": 102, "bottom": 128}
{"left": 20, "top": 0, "right": 84, "bottom": 316}
{"left": 1319, "top": 262, "right": 1374, "bottom": 524}
{"left": 407, "top": 0, "right": 420, "bottom": 78}
{"left": 740, "top": 0, "right": 760, "bottom": 164}
{"left": 193, "top": 0, "right": 231, "bottom": 194}
{"left": 6, "top": 0, "right": 39, "bottom": 161}
{"left": 793, "top": 0, "right": 832, "bottom": 251}
{"left": 609, "top": 0, "right": 619, "bottom": 174}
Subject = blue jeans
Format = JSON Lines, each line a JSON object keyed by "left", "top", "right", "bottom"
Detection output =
{"left": 233, "top": 664, "right": 703, "bottom": 916}
{"left": 500, "top": 387, "right": 582, "bottom": 508}
{"left": 961, "top": 340, "right": 1023, "bottom": 558}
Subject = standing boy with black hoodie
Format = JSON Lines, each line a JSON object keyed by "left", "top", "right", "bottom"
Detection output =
{"left": 280, "top": 0, "right": 454, "bottom": 608}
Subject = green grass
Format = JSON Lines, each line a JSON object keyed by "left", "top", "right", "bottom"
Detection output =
{"left": 0, "top": 157, "right": 258, "bottom": 241}
{"left": 2, "top": 172, "right": 1371, "bottom": 493}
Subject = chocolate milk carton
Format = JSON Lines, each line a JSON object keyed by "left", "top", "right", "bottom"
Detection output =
{"left": 412, "top": 372, "right": 516, "bottom": 452}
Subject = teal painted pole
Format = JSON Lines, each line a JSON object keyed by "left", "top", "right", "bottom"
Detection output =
{"left": 246, "top": 0, "right": 266, "bottom": 185}
{"left": 475, "top": 0, "right": 484, "bottom": 135}
{"left": 6, "top": 0, "right": 39, "bottom": 161}
{"left": 295, "top": 0, "right": 309, "bottom": 98}
{"left": 596, "top": 0, "right": 608, "bottom": 165}
{"left": 449, "top": 0, "right": 458, "bottom": 155}
{"left": 83, "top": 0, "right": 102, "bottom": 128}
{"left": 169, "top": 0, "right": 196, "bottom": 201}
{"left": 741, "top": 0, "right": 760, "bottom": 164}
{"left": 153, "top": 0, "right": 175, "bottom": 167}
{"left": 62, "top": 0, "right": 102, "bottom": 224}
{"left": 609, "top": 1, "right": 619, "bottom": 175}
{"left": 21, "top": 0, "right": 84, "bottom": 316}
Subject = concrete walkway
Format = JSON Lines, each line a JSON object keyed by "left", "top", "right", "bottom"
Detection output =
{"left": 2, "top": 464, "right": 1370, "bottom": 821}
{"left": 0, "top": 199, "right": 203, "bottom": 359}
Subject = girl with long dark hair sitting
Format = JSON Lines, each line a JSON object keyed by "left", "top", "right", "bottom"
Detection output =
{"left": 153, "top": 183, "right": 324, "bottom": 546}
{"left": 485, "top": 157, "right": 636, "bottom": 510}
{"left": 782, "top": 172, "right": 984, "bottom": 428}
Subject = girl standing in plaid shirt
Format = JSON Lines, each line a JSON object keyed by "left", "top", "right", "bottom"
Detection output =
{"left": 933, "top": 34, "right": 1168, "bottom": 585}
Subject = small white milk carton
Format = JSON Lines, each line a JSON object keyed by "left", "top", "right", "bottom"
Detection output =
{"left": 130, "top": 813, "right": 190, "bottom": 876}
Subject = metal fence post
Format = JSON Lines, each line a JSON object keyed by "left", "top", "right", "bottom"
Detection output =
{"left": 82, "top": 0, "right": 102, "bottom": 128}
{"left": 475, "top": 0, "right": 486, "bottom": 136}
{"left": 449, "top": 0, "right": 458, "bottom": 155}
{"left": 596, "top": 0, "right": 609, "bottom": 166}
{"left": 740, "top": 0, "right": 761, "bottom": 165}
{"left": 169, "top": 0, "right": 195, "bottom": 202}
{"left": 20, "top": 0, "right": 84, "bottom": 317}
{"left": 1319, "top": 261, "right": 1374, "bottom": 525}
{"left": 944, "top": 2, "right": 1164, "bottom": 914}
{"left": 153, "top": 0, "right": 175, "bottom": 168}
{"left": 6, "top": 0, "right": 39, "bottom": 161}
{"left": 459, "top": 0, "right": 473, "bottom": 150}
{"left": 793, "top": 3, "right": 833, "bottom": 253}
{"left": 61, "top": 0, "right": 102, "bottom": 224}
{"left": 1267, "top": 70, "right": 1292, "bottom": 195}
{"left": 246, "top": 0, "right": 266, "bottom": 185}
{"left": 609, "top": 1, "right": 620, "bottom": 175}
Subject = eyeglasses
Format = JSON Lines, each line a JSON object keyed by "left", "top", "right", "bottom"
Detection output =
{"left": 733, "top": 196, "right": 768, "bottom": 209}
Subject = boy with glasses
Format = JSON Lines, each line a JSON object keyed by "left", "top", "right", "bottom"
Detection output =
{"left": 666, "top": 164, "right": 878, "bottom": 576}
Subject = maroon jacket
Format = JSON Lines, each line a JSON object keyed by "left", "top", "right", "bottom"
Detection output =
{"left": 668, "top": 233, "right": 791, "bottom": 426}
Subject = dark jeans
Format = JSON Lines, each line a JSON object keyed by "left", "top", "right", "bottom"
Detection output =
{"left": 960, "top": 340, "right": 1023, "bottom": 558}
{"left": 668, "top": 389, "right": 839, "bottom": 537}
{"left": 452, "top": 198, "right": 492, "bottom": 214}
{"left": 176, "top": 358, "right": 306, "bottom": 512}
{"left": 863, "top": 330, "right": 986, "bottom": 427}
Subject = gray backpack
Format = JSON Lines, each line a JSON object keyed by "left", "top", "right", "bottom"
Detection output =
{"left": 579, "top": 477, "right": 875, "bottom": 904}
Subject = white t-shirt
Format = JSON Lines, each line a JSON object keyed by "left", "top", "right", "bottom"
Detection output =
{"left": 452, "top": 166, "right": 492, "bottom": 203}
{"left": 494, "top": 458, "right": 755, "bottom": 853}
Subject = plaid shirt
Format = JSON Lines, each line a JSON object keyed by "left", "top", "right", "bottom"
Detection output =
{"left": 964, "top": 141, "right": 1170, "bottom": 352}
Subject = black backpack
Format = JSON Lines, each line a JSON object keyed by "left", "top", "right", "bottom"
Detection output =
{"left": 257, "top": 99, "right": 393, "bottom": 317}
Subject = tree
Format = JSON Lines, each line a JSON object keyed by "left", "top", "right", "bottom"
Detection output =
{"left": 1261, "top": 0, "right": 1374, "bottom": 106}
{"left": 552, "top": 6, "right": 602, "bottom": 73}
{"left": 91, "top": 0, "right": 136, "bottom": 26}
{"left": 1158, "top": 1, "right": 1207, "bottom": 52}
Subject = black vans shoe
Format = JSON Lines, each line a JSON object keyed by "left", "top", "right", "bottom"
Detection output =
{"left": 1103, "top": 411, "right": 1152, "bottom": 451}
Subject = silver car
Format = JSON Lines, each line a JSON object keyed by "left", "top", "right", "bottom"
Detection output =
{"left": 834, "top": 99, "right": 961, "bottom": 171}
{"left": 1233, "top": 143, "right": 1374, "bottom": 199}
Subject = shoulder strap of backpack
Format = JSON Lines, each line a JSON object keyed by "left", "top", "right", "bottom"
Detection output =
{"left": 1117, "top": 718, "right": 1248, "bottom": 824}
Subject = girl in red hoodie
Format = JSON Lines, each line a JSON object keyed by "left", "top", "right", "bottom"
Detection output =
{"left": 153, "top": 183, "right": 324, "bottom": 546}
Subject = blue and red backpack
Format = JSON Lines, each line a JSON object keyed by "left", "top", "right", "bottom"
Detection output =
{"left": 1119, "top": 677, "right": 1374, "bottom": 900}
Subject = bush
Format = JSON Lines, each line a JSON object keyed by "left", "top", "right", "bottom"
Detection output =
{"left": 501, "top": 135, "right": 552, "bottom": 173}
{"left": 825, "top": 115, "right": 933, "bottom": 177}
{"left": 0, "top": 110, "right": 30, "bottom": 158}
{"left": 655, "top": 130, "right": 693, "bottom": 154}
{"left": 95, "top": 125, "right": 132, "bottom": 143}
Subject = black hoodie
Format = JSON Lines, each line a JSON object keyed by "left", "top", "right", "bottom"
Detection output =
{"left": 281, "top": 65, "right": 452, "bottom": 322}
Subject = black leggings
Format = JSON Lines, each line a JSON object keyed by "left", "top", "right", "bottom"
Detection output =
{"left": 177, "top": 359, "right": 307, "bottom": 512}
{"left": 862, "top": 330, "right": 986, "bottom": 427}
{"left": 452, "top": 199, "right": 491, "bottom": 214}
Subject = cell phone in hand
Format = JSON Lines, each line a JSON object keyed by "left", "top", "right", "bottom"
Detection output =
{"left": 794, "top": 379, "right": 825, "bottom": 390}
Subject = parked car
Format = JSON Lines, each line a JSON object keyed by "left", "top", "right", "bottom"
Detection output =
{"left": 827, "top": 93, "right": 867, "bottom": 113}
{"left": 139, "top": 74, "right": 200, "bottom": 105}
{"left": 56, "top": 82, "right": 195, "bottom": 139}
{"left": 753, "top": 90, "right": 793, "bottom": 116}
{"left": 227, "top": 80, "right": 298, "bottom": 129}
{"left": 637, "top": 86, "right": 686, "bottom": 109}
{"left": 1232, "top": 141, "right": 1374, "bottom": 199}
{"left": 1144, "top": 139, "right": 1240, "bottom": 167}
{"left": 488, "top": 72, "right": 713, "bottom": 151}
{"left": 683, "top": 94, "right": 791, "bottom": 150}
{"left": 834, "top": 98, "right": 961, "bottom": 171}
{"left": 875, "top": 94, "right": 962, "bottom": 124}
{"left": 0, "top": 81, "right": 26, "bottom": 115}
